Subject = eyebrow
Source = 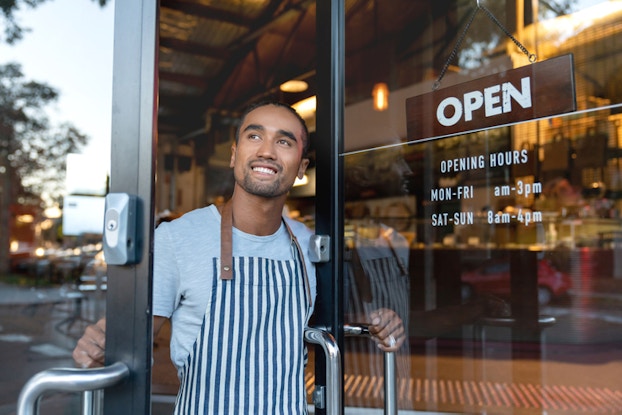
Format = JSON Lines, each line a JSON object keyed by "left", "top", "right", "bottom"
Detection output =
{"left": 243, "top": 123, "right": 298, "bottom": 143}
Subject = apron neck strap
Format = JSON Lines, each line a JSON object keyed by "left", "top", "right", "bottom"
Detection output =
{"left": 219, "top": 200, "right": 312, "bottom": 307}
{"left": 282, "top": 220, "right": 313, "bottom": 308}
{"left": 220, "top": 200, "right": 234, "bottom": 280}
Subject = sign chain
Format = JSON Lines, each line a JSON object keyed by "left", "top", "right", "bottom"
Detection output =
{"left": 434, "top": 2, "right": 537, "bottom": 91}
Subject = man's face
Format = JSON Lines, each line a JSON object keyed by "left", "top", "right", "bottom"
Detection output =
{"left": 230, "top": 105, "right": 309, "bottom": 199}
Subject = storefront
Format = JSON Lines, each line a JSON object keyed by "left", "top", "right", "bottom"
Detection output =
{"left": 12, "top": 1, "right": 622, "bottom": 414}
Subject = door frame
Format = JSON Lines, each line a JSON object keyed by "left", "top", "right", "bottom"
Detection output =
{"left": 103, "top": 1, "right": 158, "bottom": 414}
{"left": 314, "top": 0, "right": 346, "bottom": 414}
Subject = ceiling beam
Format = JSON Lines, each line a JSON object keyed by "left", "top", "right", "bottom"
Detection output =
{"left": 160, "top": 0, "right": 254, "bottom": 27}
{"left": 160, "top": 36, "right": 230, "bottom": 60}
{"left": 160, "top": 70, "right": 209, "bottom": 89}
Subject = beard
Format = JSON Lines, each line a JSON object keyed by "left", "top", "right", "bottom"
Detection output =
{"left": 234, "top": 164, "right": 292, "bottom": 198}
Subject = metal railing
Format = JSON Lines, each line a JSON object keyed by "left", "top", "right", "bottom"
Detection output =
{"left": 304, "top": 326, "right": 342, "bottom": 415}
{"left": 344, "top": 323, "right": 398, "bottom": 415}
{"left": 17, "top": 361, "right": 129, "bottom": 415}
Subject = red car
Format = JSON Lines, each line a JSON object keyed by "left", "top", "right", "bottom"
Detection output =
{"left": 461, "top": 259, "right": 572, "bottom": 305}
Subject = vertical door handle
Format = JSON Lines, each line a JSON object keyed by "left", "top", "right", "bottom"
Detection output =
{"left": 344, "top": 323, "right": 398, "bottom": 415}
{"left": 304, "top": 326, "right": 342, "bottom": 415}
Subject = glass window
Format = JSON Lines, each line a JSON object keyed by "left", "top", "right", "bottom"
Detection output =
{"left": 343, "top": 1, "right": 622, "bottom": 412}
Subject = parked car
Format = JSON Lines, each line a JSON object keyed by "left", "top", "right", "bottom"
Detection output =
{"left": 461, "top": 259, "right": 572, "bottom": 305}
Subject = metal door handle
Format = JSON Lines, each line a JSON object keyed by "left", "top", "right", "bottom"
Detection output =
{"left": 304, "top": 326, "right": 342, "bottom": 415}
{"left": 344, "top": 323, "right": 398, "bottom": 415}
{"left": 17, "top": 361, "right": 130, "bottom": 415}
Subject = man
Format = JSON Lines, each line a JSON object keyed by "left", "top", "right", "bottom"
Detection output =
{"left": 74, "top": 101, "right": 404, "bottom": 414}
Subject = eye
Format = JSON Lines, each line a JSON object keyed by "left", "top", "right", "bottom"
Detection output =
{"left": 277, "top": 138, "right": 293, "bottom": 147}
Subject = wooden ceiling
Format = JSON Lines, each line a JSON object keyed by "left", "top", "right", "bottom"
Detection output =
{"left": 157, "top": 0, "right": 457, "bottom": 141}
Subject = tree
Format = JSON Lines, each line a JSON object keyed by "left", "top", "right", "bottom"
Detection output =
{"left": 0, "top": 0, "right": 109, "bottom": 44}
{"left": 0, "top": 62, "right": 88, "bottom": 274}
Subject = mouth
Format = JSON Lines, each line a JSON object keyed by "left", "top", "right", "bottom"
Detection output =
{"left": 251, "top": 163, "right": 279, "bottom": 175}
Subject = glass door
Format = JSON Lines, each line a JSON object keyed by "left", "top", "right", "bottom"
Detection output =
{"left": 13, "top": 1, "right": 158, "bottom": 413}
{"left": 340, "top": 1, "right": 622, "bottom": 413}
{"left": 1, "top": 2, "right": 115, "bottom": 414}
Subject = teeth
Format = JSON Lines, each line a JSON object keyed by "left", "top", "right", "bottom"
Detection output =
{"left": 253, "top": 166, "right": 275, "bottom": 174}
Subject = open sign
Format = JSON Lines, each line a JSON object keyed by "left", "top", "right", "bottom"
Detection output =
{"left": 406, "top": 54, "right": 576, "bottom": 142}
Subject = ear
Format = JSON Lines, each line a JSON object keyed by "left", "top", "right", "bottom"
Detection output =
{"left": 229, "top": 142, "right": 237, "bottom": 168}
{"left": 297, "top": 158, "right": 310, "bottom": 179}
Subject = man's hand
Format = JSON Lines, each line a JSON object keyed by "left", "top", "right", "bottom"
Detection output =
{"left": 368, "top": 308, "right": 405, "bottom": 352}
{"left": 73, "top": 318, "right": 106, "bottom": 368}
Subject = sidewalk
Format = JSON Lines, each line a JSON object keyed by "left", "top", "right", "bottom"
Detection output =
{"left": 0, "top": 282, "right": 102, "bottom": 415}
{"left": 0, "top": 282, "right": 176, "bottom": 414}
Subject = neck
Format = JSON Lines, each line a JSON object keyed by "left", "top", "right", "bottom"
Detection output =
{"left": 227, "top": 191, "right": 286, "bottom": 236}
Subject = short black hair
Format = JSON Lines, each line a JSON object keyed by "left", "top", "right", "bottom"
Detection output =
{"left": 235, "top": 100, "right": 310, "bottom": 157}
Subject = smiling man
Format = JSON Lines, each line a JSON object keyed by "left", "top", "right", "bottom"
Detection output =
{"left": 73, "top": 101, "right": 404, "bottom": 414}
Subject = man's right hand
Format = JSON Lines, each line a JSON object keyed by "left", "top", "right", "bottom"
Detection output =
{"left": 73, "top": 318, "right": 106, "bottom": 368}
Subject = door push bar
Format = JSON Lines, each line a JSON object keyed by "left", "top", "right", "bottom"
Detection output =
{"left": 304, "top": 326, "right": 342, "bottom": 415}
{"left": 17, "top": 361, "right": 130, "bottom": 415}
{"left": 19, "top": 330, "right": 339, "bottom": 415}
{"left": 344, "top": 323, "right": 398, "bottom": 415}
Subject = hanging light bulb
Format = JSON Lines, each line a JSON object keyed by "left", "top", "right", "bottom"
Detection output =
{"left": 372, "top": 82, "right": 389, "bottom": 111}
{"left": 279, "top": 80, "right": 308, "bottom": 93}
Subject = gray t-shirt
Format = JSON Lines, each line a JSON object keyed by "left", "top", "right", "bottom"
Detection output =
{"left": 153, "top": 205, "right": 317, "bottom": 375}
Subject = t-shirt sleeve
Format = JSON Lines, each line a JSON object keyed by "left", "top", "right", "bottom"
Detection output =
{"left": 153, "top": 223, "right": 179, "bottom": 318}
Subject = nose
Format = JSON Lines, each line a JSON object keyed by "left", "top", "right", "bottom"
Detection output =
{"left": 256, "top": 137, "right": 277, "bottom": 159}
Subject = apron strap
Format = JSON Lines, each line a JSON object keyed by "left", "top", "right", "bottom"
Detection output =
{"left": 219, "top": 200, "right": 312, "bottom": 307}
{"left": 350, "top": 244, "right": 373, "bottom": 303}
{"left": 220, "top": 200, "right": 234, "bottom": 280}
{"left": 282, "top": 220, "right": 313, "bottom": 308}
{"left": 380, "top": 228, "right": 409, "bottom": 276}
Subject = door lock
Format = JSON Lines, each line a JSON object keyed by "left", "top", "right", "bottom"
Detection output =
{"left": 309, "top": 235, "right": 330, "bottom": 263}
{"left": 103, "top": 193, "right": 141, "bottom": 265}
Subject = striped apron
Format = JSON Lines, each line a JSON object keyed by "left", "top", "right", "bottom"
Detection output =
{"left": 174, "top": 202, "right": 312, "bottom": 414}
